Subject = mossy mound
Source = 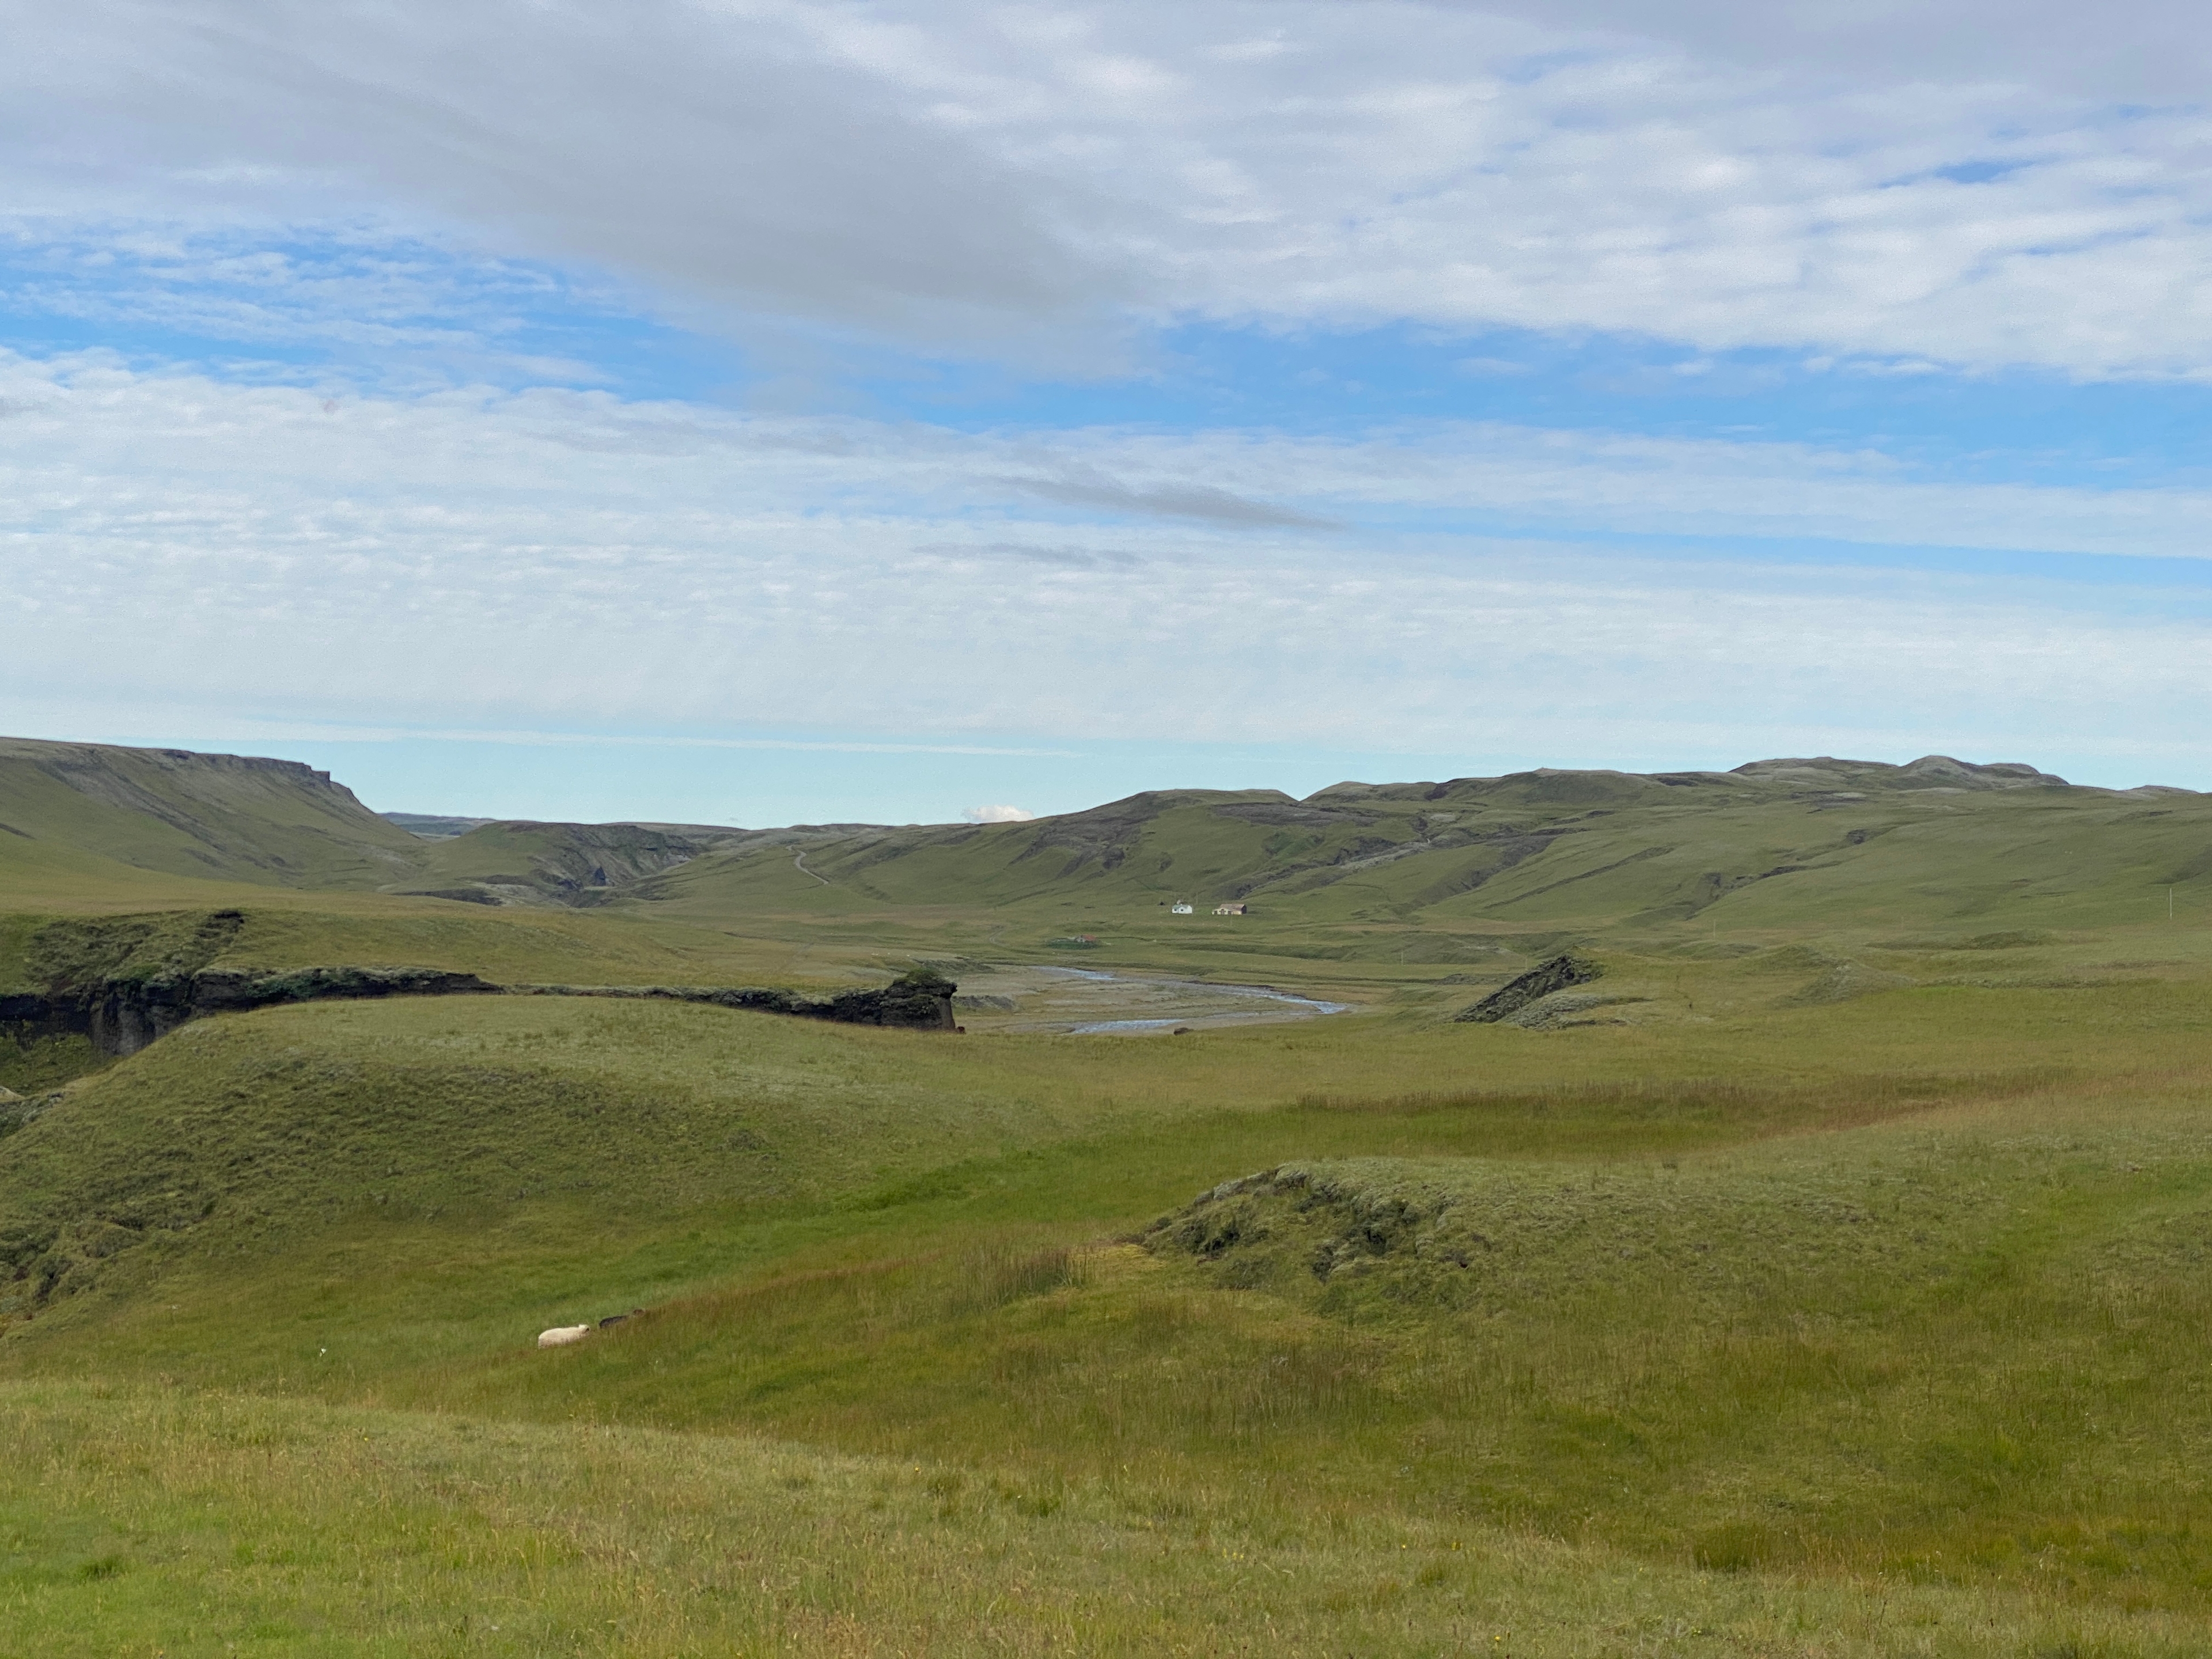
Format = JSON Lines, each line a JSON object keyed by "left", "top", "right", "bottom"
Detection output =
{"left": 1143, "top": 1141, "right": 2166, "bottom": 1323}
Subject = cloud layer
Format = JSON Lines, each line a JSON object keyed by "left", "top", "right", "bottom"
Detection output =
{"left": 12, "top": 1, "right": 2212, "bottom": 375}
{"left": 9, "top": 3, "right": 2212, "bottom": 802}
{"left": 7, "top": 353, "right": 2211, "bottom": 778}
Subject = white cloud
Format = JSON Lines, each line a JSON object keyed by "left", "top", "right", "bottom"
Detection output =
{"left": 1459, "top": 0, "right": 2212, "bottom": 103}
{"left": 0, "top": 225, "right": 619, "bottom": 387}
{"left": 10, "top": 2, "right": 2212, "bottom": 375}
{"left": 5, "top": 351, "right": 2212, "bottom": 774}
{"left": 964, "top": 804, "right": 1036, "bottom": 823}
{"left": 0, "top": 1, "right": 1126, "bottom": 357}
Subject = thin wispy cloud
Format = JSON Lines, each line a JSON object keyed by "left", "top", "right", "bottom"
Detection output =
{"left": 11, "top": 356, "right": 2206, "bottom": 563}
{"left": 927, "top": 541, "right": 1148, "bottom": 570}
{"left": 0, "top": 224, "right": 623, "bottom": 387}
{"left": 6, "top": 1, "right": 2212, "bottom": 814}
{"left": 7, "top": 354, "right": 2212, "bottom": 782}
{"left": 1007, "top": 467, "right": 1342, "bottom": 529}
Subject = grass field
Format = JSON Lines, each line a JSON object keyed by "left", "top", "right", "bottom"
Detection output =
{"left": 21, "top": 1376, "right": 2212, "bottom": 1658}
{"left": 5, "top": 947, "right": 2212, "bottom": 1651}
{"left": 9, "top": 740, "right": 2212, "bottom": 1651}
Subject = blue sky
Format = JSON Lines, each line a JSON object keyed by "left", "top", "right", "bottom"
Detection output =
{"left": 8, "top": 0, "right": 2212, "bottom": 824}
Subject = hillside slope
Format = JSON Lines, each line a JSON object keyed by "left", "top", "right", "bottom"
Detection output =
{"left": 636, "top": 755, "right": 2212, "bottom": 944}
{"left": 0, "top": 737, "right": 423, "bottom": 891}
{"left": 17, "top": 737, "right": 2205, "bottom": 944}
{"left": 0, "top": 737, "right": 757, "bottom": 910}
{"left": 10, "top": 958, "right": 2212, "bottom": 1644}
{"left": 392, "top": 819, "right": 749, "bottom": 906}
{"left": 12, "top": 752, "right": 2212, "bottom": 1650}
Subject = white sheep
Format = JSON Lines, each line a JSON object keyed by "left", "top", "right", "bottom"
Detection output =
{"left": 536, "top": 1324, "right": 592, "bottom": 1349}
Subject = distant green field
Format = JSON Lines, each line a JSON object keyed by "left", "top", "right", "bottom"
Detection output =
{"left": 9, "top": 736, "right": 2212, "bottom": 1652}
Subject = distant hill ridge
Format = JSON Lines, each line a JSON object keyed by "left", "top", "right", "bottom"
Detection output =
{"left": 628, "top": 750, "right": 2212, "bottom": 935}
{"left": 0, "top": 737, "right": 752, "bottom": 905}
{"left": 0, "top": 736, "right": 422, "bottom": 889}
{"left": 3, "top": 736, "right": 2205, "bottom": 927}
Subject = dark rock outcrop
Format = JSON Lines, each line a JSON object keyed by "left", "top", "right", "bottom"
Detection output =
{"left": 1455, "top": 953, "right": 1603, "bottom": 1023}
{"left": 3, "top": 907, "right": 959, "bottom": 1066}
{"left": 7, "top": 965, "right": 506, "bottom": 1058}
{"left": 533, "top": 967, "right": 957, "bottom": 1032}
{"left": 7, "top": 964, "right": 959, "bottom": 1060}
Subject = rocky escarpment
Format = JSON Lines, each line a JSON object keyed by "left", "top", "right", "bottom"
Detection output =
{"left": 1, "top": 912, "right": 960, "bottom": 1064}
{"left": 5, "top": 967, "right": 959, "bottom": 1061}
{"left": 3, "top": 965, "right": 505, "bottom": 1058}
{"left": 0, "top": 735, "right": 425, "bottom": 887}
{"left": 528, "top": 967, "right": 959, "bottom": 1031}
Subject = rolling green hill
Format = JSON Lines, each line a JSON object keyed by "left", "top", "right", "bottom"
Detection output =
{"left": 13, "top": 737, "right": 2207, "bottom": 960}
{"left": 0, "top": 736, "right": 764, "bottom": 912}
{"left": 641, "top": 754, "right": 2212, "bottom": 943}
{"left": 0, "top": 736, "right": 425, "bottom": 891}
{"left": 11, "top": 735, "right": 2212, "bottom": 1653}
{"left": 7, "top": 970, "right": 2212, "bottom": 1653}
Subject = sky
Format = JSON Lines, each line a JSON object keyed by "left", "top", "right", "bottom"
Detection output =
{"left": 8, "top": 1, "right": 2212, "bottom": 825}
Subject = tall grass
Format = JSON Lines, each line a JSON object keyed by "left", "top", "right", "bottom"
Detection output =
{"left": 1294, "top": 1064, "right": 2080, "bottom": 1120}
{"left": 3, "top": 1377, "right": 2209, "bottom": 1657}
{"left": 12, "top": 964, "right": 2212, "bottom": 1646}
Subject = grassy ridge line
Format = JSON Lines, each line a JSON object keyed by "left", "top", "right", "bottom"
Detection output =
{"left": 635, "top": 764, "right": 2212, "bottom": 943}
{"left": 0, "top": 737, "right": 757, "bottom": 910}
{"left": 10, "top": 736, "right": 2212, "bottom": 977}
{"left": 0, "top": 737, "right": 422, "bottom": 891}
{"left": 1, "top": 1378, "right": 2200, "bottom": 1657}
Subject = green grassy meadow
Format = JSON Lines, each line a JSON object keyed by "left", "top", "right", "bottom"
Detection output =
{"left": 9, "top": 738, "right": 2212, "bottom": 1652}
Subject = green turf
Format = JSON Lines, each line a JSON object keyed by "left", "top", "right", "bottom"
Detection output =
{"left": 8, "top": 739, "right": 2212, "bottom": 1650}
{"left": 0, "top": 736, "right": 423, "bottom": 892}
{"left": 634, "top": 757, "right": 2212, "bottom": 953}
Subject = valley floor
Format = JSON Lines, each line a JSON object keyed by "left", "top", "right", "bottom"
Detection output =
{"left": 8, "top": 901, "right": 2212, "bottom": 1653}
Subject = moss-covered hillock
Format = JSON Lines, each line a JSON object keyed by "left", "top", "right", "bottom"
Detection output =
{"left": 1146, "top": 1146, "right": 2074, "bottom": 1320}
{"left": 1455, "top": 953, "right": 1603, "bottom": 1022}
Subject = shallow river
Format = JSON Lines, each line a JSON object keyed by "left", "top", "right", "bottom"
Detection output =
{"left": 950, "top": 964, "right": 1352, "bottom": 1035}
